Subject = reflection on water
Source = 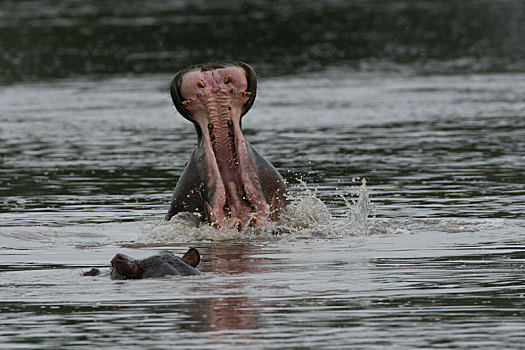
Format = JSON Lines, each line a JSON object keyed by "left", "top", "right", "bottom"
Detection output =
{"left": 197, "top": 244, "right": 262, "bottom": 335}
{"left": 1, "top": 224, "right": 525, "bottom": 348}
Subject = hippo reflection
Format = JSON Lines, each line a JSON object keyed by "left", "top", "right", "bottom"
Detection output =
{"left": 83, "top": 248, "right": 201, "bottom": 279}
{"left": 166, "top": 61, "right": 287, "bottom": 230}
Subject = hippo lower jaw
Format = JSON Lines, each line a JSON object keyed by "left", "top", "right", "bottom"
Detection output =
{"left": 170, "top": 62, "right": 284, "bottom": 230}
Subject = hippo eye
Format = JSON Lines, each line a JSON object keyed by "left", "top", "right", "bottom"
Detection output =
{"left": 224, "top": 75, "right": 231, "bottom": 84}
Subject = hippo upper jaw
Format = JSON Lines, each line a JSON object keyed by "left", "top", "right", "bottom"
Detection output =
{"left": 169, "top": 61, "right": 283, "bottom": 230}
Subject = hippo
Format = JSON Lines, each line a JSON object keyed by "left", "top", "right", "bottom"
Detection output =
{"left": 165, "top": 61, "right": 287, "bottom": 230}
{"left": 83, "top": 248, "right": 201, "bottom": 279}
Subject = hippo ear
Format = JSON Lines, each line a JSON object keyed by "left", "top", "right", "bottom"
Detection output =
{"left": 181, "top": 248, "right": 201, "bottom": 267}
{"left": 235, "top": 61, "right": 257, "bottom": 117}
{"left": 170, "top": 67, "right": 193, "bottom": 122}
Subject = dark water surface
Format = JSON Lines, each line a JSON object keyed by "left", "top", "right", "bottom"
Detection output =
{"left": 1, "top": 0, "right": 524, "bottom": 81}
{"left": 1, "top": 0, "right": 525, "bottom": 349}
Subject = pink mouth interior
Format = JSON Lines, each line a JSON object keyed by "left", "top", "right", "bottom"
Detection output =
{"left": 179, "top": 67, "right": 269, "bottom": 227}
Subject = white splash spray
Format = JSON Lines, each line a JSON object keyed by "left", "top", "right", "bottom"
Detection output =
{"left": 138, "top": 178, "right": 371, "bottom": 243}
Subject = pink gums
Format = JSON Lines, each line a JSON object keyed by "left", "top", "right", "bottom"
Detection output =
{"left": 180, "top": 67, "right": 269, "bottom": 227}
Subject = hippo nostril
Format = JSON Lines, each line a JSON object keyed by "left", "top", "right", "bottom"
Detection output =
{"left": 243, "top": 91, "right": 252, "bottom": 97}
{"left": 182, "top": 99, "right": 191, "bottom": 108}
{"left": 196, "top": 92, "right": 203, "bottom": 98}
{"left": 197, "top": 80, "right": 206, "bottom": 88}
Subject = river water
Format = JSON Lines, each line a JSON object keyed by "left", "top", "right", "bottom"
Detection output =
{"left": 1, "top": 1, "right": 525, "bottom": 349}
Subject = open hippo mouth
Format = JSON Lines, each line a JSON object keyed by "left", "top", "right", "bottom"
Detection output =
{"left": 169, "top": 61, "right": 285, "bottom": 229}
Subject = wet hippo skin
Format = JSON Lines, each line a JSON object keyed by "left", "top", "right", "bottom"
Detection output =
{"left": 83, "top": 248, "right": 201, "bottom": 279}
{"left": 166, "top": 61, "right": 287, "bottom": 230}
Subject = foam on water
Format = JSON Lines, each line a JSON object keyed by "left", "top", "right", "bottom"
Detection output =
{"left": 138, "top": 179, "right": 371, "bottom": 243}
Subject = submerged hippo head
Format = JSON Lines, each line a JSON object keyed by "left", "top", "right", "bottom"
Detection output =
{"left": 110, "top": 248, "right": 201, "bottom": 279}
{"left": 165, "top": 61, "right": 287, "bottom": 230}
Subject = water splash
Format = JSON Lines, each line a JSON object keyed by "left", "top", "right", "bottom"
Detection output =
{"left": 341, "top": 178, "right": 370, "bottom": 234}
{"left": 138, "top": 179, "right": 371, "bottom": 243}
